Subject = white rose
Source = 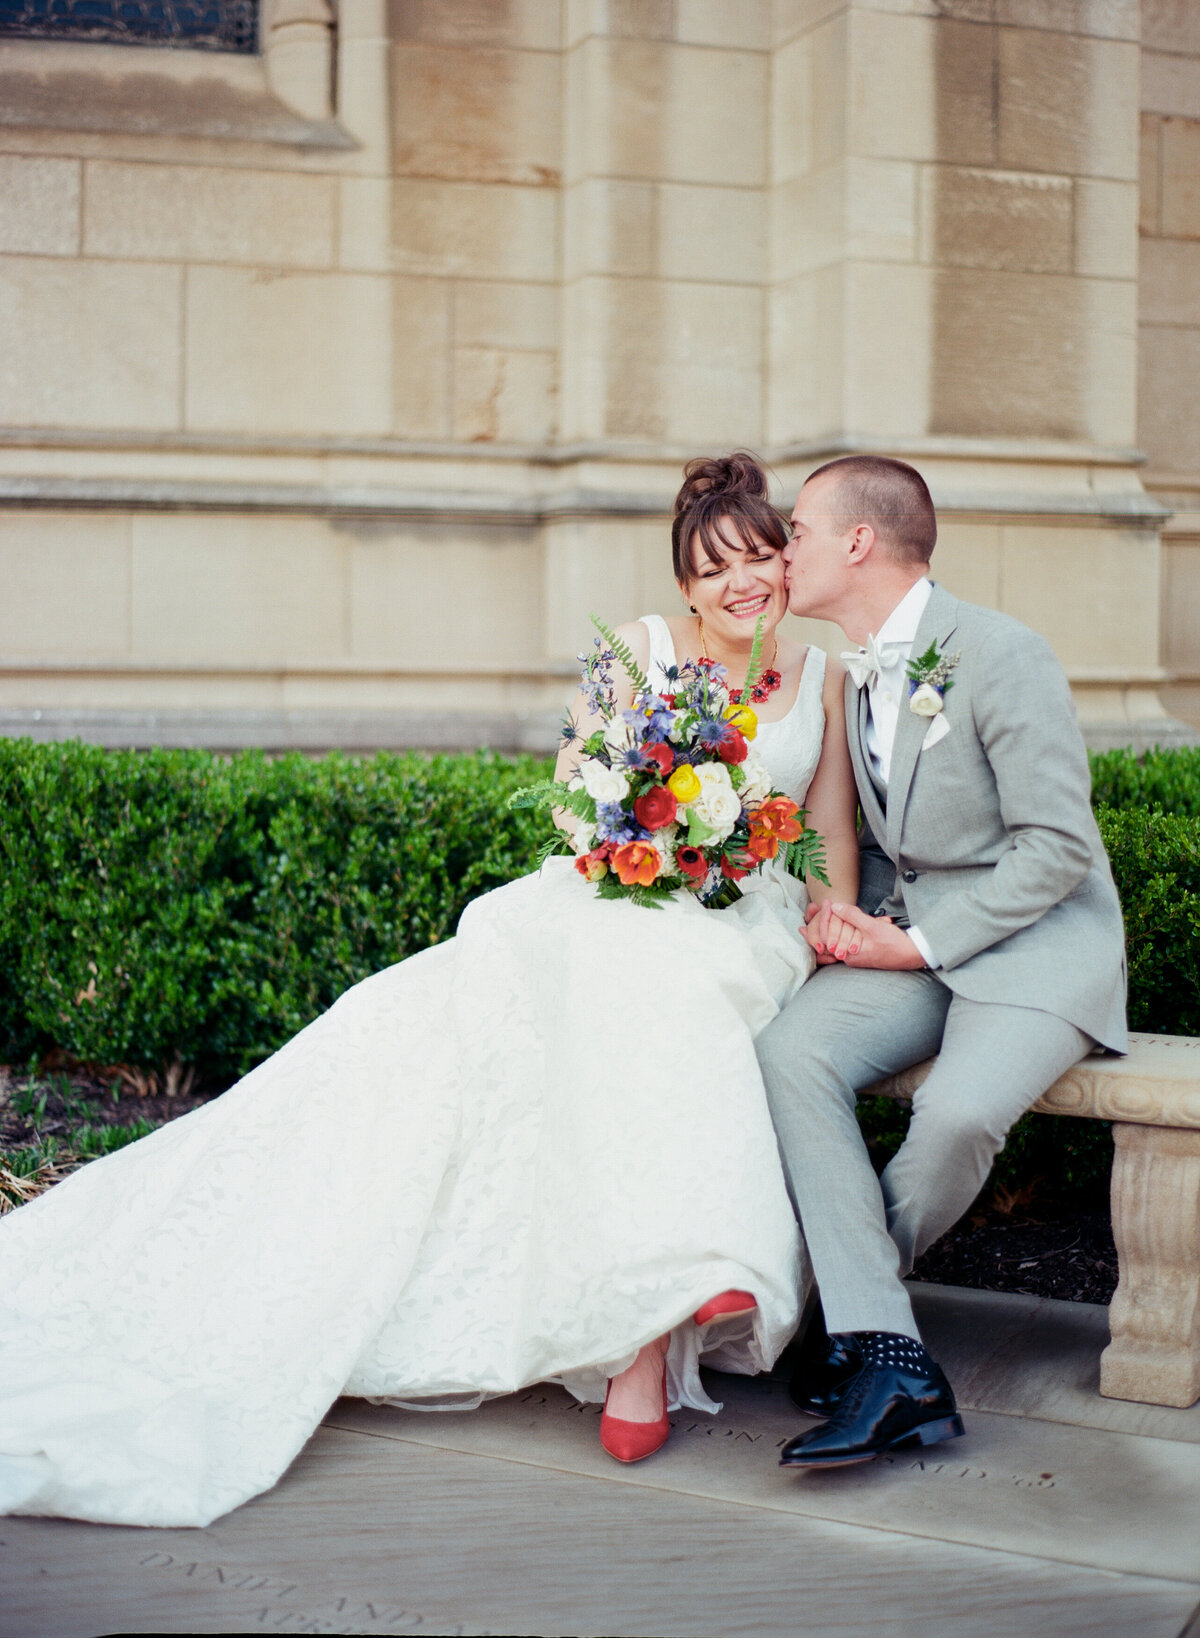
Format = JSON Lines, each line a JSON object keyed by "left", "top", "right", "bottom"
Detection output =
{"left": 739, "top": 747, "right": 772, "bottom": 807}
{"left": 909, "top": 683, "right": 944, "bottom": 718}
{"left": 571, "top": 825, "right": 595, "bottom": 856}
{"left": 690, "top": 762, "right": 741, "bottom": 841}
{"left": 579, "top": 758, "right": 629, "bottom": 804}
{"left": 651, "top": 825, "right": 679, "bottom": 873}
{"left": 603, "top": 714, "right": 638, "bottom": 754}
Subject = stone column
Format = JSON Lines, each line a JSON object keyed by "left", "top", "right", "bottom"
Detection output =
{"left": 559, "top": 3, "right": 770, "bottom": 450}
{"left": 549, "top": 2, "right": 776, "bottom": 662}
{"left": 1101, "top": 1122, "right": 1200, "bottom": 1408}
{"left": 768, "top": 0, "right": 1184, "bottom": 747}
{"left": 265, "top": 0, "right": 336, "bottom": 121}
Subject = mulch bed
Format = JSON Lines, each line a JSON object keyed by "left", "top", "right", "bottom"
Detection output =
{"left": 912, "top": 1207, "right": 1118, "bottom": 1305}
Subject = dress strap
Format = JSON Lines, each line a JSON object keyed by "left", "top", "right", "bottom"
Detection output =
{"left": 801, "top": 644, "right": 827, "bottom": 696}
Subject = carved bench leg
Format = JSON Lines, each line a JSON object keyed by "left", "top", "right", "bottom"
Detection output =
{"left": 1100, "top": 1123, "right": 1200, "bottom": 1408}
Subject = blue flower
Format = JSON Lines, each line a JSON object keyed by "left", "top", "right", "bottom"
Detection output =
{"left": 694, "top": 715, "right": 732, "bottom": 749}
{"left": 594, "top": 802, "right": 648, "bottom": 844}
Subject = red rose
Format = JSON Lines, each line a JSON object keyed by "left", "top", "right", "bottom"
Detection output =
{"left": 633, "top": 785, "right": 678, "bottom": 831}
{"left": 717, "top": 728, "right": 748, "bottom": 765}
{"left": 720, "top": 853, "right": 751, "bottom": 882}
{"left": 643, "top": 741, "right": 674, "bottom": 776}
{"left": 675, "top": 845, "right": 708, "bottom": 884}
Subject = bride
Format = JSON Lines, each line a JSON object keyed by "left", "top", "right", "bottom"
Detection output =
{"left": 0, "top": 453, "right": 858, "bottom": 1529}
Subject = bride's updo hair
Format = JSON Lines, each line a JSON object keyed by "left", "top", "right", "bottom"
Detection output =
{"left": 671, "top": 451, "right": 789, "bottom": 584}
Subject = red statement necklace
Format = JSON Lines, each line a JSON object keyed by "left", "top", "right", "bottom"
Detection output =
{"left": 697, "top": 617, "right": 783, "bottom": 705}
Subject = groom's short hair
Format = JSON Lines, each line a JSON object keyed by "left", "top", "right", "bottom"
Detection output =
{"left": 806, "top": 455, "right": 937, "bottom": 565}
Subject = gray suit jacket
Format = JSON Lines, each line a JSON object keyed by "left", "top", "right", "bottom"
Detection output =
{"left": 848, "top": 582, "right": 1128, "bottom": 1052}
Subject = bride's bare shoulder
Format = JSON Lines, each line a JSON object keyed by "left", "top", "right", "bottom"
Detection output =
{"left": 610, "top": 618, "right": 652, "bottom": 669}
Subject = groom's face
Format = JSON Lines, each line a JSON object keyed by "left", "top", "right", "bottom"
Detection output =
{"left": 783, "top": 474, "right": 854, "bottom": 620}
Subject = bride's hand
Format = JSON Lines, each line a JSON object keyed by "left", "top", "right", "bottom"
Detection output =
{"left": 803, "top": 900, "right": 861, "bottom": 963}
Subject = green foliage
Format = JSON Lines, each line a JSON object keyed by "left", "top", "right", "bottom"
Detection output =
{"left": 70, "top": 1119, "right": 160, "bottom": 1158}
{"left": 1096, "top": 804, "right": 1200, "bottom": 1037}
{"left": 1089, "top": 746, "right": 1200, "bottom": 816}
{"left": 0, "top": 739, "right": 554, "bottom": 1082}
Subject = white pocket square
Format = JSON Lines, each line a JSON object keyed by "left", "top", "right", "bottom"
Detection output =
{"left": 922, "top": 714, "right": 951, "bottom": 751}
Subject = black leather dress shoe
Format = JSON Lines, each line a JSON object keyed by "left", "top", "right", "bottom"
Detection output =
{"left": 779, "top": 1332, "right": 964, "bottom": 1468}
{"left": 788, "top": 1330, "right": 863, "bottom": 1418}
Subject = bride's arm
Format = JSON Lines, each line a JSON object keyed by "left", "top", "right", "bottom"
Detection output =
{"left": 801, "top": 656, "right": 859, "bottom": 908}
{"left": 550, "top": 619, "right": 650, "bottom": 837}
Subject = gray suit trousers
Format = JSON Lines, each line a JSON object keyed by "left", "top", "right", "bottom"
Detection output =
{"left": 757, "top": 964, "right": 1091, "bottom": 1341}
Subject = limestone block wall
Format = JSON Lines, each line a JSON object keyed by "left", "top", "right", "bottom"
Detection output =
{"left": 0, "top": 1, "right": 1194, "bottom": 752}
{"left": 1139, "top": 1, "right": 1200, "bottom": 727}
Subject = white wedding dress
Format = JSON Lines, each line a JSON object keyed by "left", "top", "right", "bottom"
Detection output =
{"left": 0, "top": 620, "right": 826, "bottom": 1528}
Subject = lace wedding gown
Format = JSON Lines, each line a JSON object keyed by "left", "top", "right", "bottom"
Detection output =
{"left": 0, "top": 621, "right": 827, "bottom": 1527}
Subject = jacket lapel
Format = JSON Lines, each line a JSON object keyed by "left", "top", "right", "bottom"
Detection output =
{"left": 845, "top": 665, "right": 888, "bottom": 847}
{"left": 884, "top": 582, "right": 960, "bottom": 856}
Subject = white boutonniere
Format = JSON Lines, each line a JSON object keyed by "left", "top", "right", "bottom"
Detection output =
{"left": 907, "top": 641, "right": 960, "bottom": 747}
{"left": 906, "top": 642, "right": 960, "bottom": 714}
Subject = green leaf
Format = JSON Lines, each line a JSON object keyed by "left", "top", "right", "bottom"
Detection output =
{"left": 742, "top": 613, "right": 767, "bottom": 695}
{"left": 686, "top": 811, "right": 718, "bottom": 847}
{"left": 593, "top": 877, "right": 671, "bottom": 908}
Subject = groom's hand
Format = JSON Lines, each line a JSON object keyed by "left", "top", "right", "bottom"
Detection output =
{"left": 819, "top": 903, "right": 928, "bottom": 970}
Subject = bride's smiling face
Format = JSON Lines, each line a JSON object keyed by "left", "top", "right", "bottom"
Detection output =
{"left": 681, "top": 521, "right": 788, "bottom": 646}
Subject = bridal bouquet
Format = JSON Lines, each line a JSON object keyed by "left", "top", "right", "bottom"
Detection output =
{"left": 511, "top": 618, "right": 827, "bottom": 908}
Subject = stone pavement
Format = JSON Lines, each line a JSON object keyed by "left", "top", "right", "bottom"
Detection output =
{"left": 4, "top": 1284, "right": 1200, "bottom": 1638}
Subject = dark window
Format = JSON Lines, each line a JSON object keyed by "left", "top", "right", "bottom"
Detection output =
{"left": 0, "top": 2, "right": 259, "bottom": 53}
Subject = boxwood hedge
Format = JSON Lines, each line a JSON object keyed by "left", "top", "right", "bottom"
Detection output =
{"left": 0, "top": 740, "right": 550, "bottom": 1080}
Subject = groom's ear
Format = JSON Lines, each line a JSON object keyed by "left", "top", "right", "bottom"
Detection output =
{"left": 846, "top": 522, "right": 877, "bottom": 564}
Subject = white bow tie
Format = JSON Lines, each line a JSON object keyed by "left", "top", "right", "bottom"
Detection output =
{"left": 841, "top": 634, "right": 905, "bottom": 690}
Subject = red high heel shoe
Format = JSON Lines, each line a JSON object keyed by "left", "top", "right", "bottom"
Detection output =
{"left": 600, "top": 1356, "right": 670, "bottom": 1464}
{"left": 693, "top": 1290, "right": 757, "bottom": 1327}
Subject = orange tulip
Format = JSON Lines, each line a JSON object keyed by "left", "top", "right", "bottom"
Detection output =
{"left": 749, "top": 797, "right": 804, "bottom": 850}
{"left": 612, "top": 840, "right": 662, "bottom": 887}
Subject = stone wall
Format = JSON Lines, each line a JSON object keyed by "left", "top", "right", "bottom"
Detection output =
{"left": 0, "top": 1, "right": 1196, "bottom": 753}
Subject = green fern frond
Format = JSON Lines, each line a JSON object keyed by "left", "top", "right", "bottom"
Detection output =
{"left": 536, "top": 832, "right": 572, "bottom": 867}
{"left": 781, "top": 826, "right": 829, "bottom": 886}
{"left": 507, "top": 782, "right": 594, "bottom": 823}
{"left": 507, "top": 780, "right": 562, "bottom": 810}
{"left": 743, "top": 613, "right": 767, "bottom": 695}
{"left": 594, "top": 877, "right": 670, "bottom": 908}
{"left": 591, "top": 614, "right": 649, "bottom": 695}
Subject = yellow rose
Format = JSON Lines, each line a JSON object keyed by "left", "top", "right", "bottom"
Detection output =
{"left": 667, "top": 764, "right": 702, "bottom": 804}
{"left": 724, "top": 703, "right": 759, "bottom": 740}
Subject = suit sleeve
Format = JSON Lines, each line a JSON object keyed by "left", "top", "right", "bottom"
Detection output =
{"left": 912, "top": 621, "right": 1096, "bottom": 970}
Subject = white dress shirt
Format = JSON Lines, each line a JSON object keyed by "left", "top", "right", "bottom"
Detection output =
{"left": 858, "top": 577, "right": 938, "bottom": 969}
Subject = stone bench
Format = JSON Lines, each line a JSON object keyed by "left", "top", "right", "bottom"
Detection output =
{"left": 865, "top": 1032, "right": 1200, "bottom": 1409}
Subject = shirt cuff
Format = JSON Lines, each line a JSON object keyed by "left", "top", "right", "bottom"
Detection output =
{"left": 906, "top": 924, "right": 938, "bottom": 969}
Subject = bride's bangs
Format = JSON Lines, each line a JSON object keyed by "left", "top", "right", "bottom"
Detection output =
{"left": 693, "top": 506, "right": 788, "bottom": 569}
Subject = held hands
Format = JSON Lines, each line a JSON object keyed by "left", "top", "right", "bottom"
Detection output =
{"left": 803, "top": 901, "right": 928, "bottom": 970}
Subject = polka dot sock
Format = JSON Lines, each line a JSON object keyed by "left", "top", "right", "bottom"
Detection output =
{"left": 852, "top": 1332, "right": 932, "bottom": 1375}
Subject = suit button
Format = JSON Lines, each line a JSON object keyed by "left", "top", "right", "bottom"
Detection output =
{"left": 902, "top": 869, "right": 917, "bottom": 883}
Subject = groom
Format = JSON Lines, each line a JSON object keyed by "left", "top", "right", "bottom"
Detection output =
{"left": 757, "top": 455, "right": 1127, "bottom": 1467}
